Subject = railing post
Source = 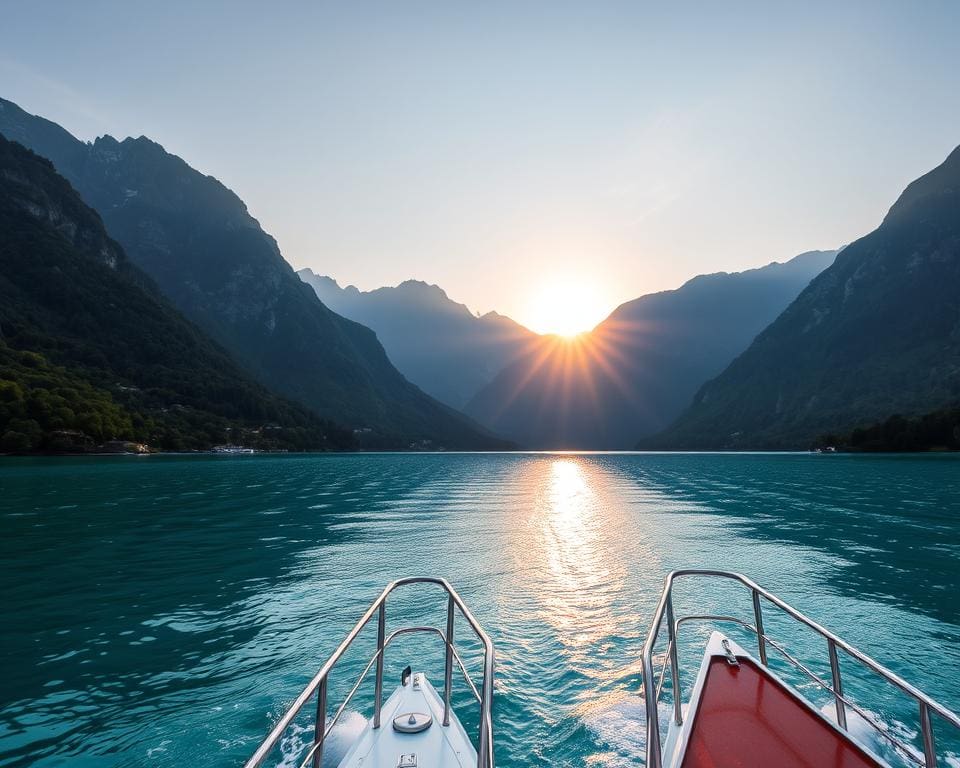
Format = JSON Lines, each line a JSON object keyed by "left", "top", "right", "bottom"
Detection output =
{"left": 920, "top": 701, "right": 937, "bottom": 767}
{"left": 477, "top": 649, "right": 490, "bottom": 768}
{"left": 646, "top": 718, "right": 662, "bottom": 768}
{"left": 642, "top": 600, "right": 666, "bottom": 768}
{"left": 645, "top": 654, "right": 663, "bottom": 768}
{"left": 373, "top": 600, "right": 386, "bottom": 729}
{"left": 477, "top": 715, "right": 488, "bottom": 768}
{"left": 752, "top": 589, "right": 768, "bottom": 665}
{"left": 312, "top": 675, "right": 327, "bottom": 768}
{"left": 443, "top": 593, "right": 455, "bottom": 727}
{"left": 827, "top": 638, "right": 847, "bottom": 730}
{"left": 665, "top": 593, "right": 683, "bottom": 726}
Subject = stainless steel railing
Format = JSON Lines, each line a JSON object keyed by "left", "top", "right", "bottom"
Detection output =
{"left": 244, "top": 577, "right": 495, "bottom": 768}
{"left": 642, "top": 570, "right": 960, "bottom": 768}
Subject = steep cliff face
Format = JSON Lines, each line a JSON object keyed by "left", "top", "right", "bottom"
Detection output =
{"left": 0, "top": 97, "right": 507, "bottom": 448}
{"left": 652, "top": 145, "right": 960, "bottom": 449}
{"left": 1, "top": 153, "right": 122, "bottom": 270}
{"left": 0, "top": 135, "right": 353, "bottom": 452}
{"left": 299, "top": 270, "right": 537, "bottom": 408}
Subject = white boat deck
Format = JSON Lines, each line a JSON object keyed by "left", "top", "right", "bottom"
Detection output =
{"left": 336, "top": 673, "right": 477, "bottom": 768}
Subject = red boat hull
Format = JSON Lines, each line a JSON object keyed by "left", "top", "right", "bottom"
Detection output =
{"left": 681, "top": 657, "right": 882, "bottom": 768}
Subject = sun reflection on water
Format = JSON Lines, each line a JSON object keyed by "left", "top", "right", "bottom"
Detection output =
{"left": 527, "top": 458, "right": 649, "bottom": 671}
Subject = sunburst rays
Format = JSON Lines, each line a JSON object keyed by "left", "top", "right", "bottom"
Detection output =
{"left": 488, "top": 316, "right": 665, "bottom": 441}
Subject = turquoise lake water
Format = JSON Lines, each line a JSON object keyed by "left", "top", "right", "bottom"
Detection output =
{"left": 2, "top": 453, "right": 959, "bottom": 767}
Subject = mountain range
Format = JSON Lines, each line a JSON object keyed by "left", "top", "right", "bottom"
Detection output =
{"left": 2, "top": 95, "right": 956, "bottom": 453}
{"left": 0, "top": 135, "right": 352, "bottom": 452}
{"left": 649, "top": 144, "right": 960, "bottom": 449}
{"left": 0, "top": 96, "right": 505, "bottom": 449}
{"left": 297, "top": 270, "right": 537, "bottom": 409}
{"left": 463, "top": 250, "right": 837, "bottom": 448}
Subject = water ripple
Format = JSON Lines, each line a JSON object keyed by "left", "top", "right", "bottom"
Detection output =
{"left": 1, "top": 453, "right": 959, "bottom": 767}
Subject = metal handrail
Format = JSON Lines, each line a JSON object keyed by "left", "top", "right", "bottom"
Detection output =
{"left": 667, "top": 615, "right": 925, "bottom": 766}
{"left": 642, "top": 570, "right": 960, "bottom": 768}
{"left": 244, "top": 577, "right": 495, "bottom": 768}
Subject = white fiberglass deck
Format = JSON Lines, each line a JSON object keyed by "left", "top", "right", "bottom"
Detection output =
{"left": 336, "top": 673, "right": 477, "bottom": 768}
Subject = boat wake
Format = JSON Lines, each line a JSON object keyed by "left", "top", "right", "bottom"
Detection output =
{"left": 579, "top": 693, "right": 672, "bottom": 767}
{"left": 274, "top": 711, "right": 367, "bottom": 768}
{"left": 819, "top": 703, "right": 960, "bottom": 768}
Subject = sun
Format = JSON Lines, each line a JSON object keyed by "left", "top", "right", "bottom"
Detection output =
{"left": 524, "top": 280, "right": 611, "bottom": 337}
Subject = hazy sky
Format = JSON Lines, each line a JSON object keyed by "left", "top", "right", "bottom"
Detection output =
{"left": 3, "top": 1, "right": 960, "bottom": 332}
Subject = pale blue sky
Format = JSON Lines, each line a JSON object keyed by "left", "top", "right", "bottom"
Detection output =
{"left": 3, "top": 1, "right": 959, "bottom": 332}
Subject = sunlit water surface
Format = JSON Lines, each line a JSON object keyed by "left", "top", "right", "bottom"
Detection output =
{"left": 2, "top": 453, "right": 959, "bottom": 767}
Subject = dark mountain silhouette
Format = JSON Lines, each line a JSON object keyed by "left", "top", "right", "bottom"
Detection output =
{"left": 464, "top": 250, "right": 837, "bottom": 448}
{"left": 0, "top": 135, "right": 353, "bottom": 452}
{"left": 298, "top": 270, "right": 537, "bottom": 408}
{"left": 815, "top": 406, "right": 960, "bottom": 452}
{"left": 651, "top": 144, "right": 960, "bottom": 449}
{"left": 0, "top": 96, "right": 506, "bottom": 449}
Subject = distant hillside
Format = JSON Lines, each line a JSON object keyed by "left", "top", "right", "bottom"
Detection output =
{"left": 298, "top": 270, "right": 537, "bottom": 408}
{"left": 0, "top": 136, "right": 352, "bottom": 452}
{"left": 464, "top": 250, "right": 836, "bottom": 448}
{"left": 0, "top": 96, "right": 506, "bottom": 449}
{"left": 651, "top": 144, "right": 960, "bottom": 449}
{"left": 815, "top": 406, "right": 960, "bottom": 452}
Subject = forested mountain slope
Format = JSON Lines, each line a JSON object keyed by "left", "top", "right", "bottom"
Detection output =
{"left": 0, "top": 136, "right": 352, "bottom": 452}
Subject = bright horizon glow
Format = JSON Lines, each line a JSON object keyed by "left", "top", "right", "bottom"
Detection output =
{"left": 523, "top": 280, "right": 612, "bottom": 337}
{"left": 1, "top": 3, "right": 959, "bottom": 323}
